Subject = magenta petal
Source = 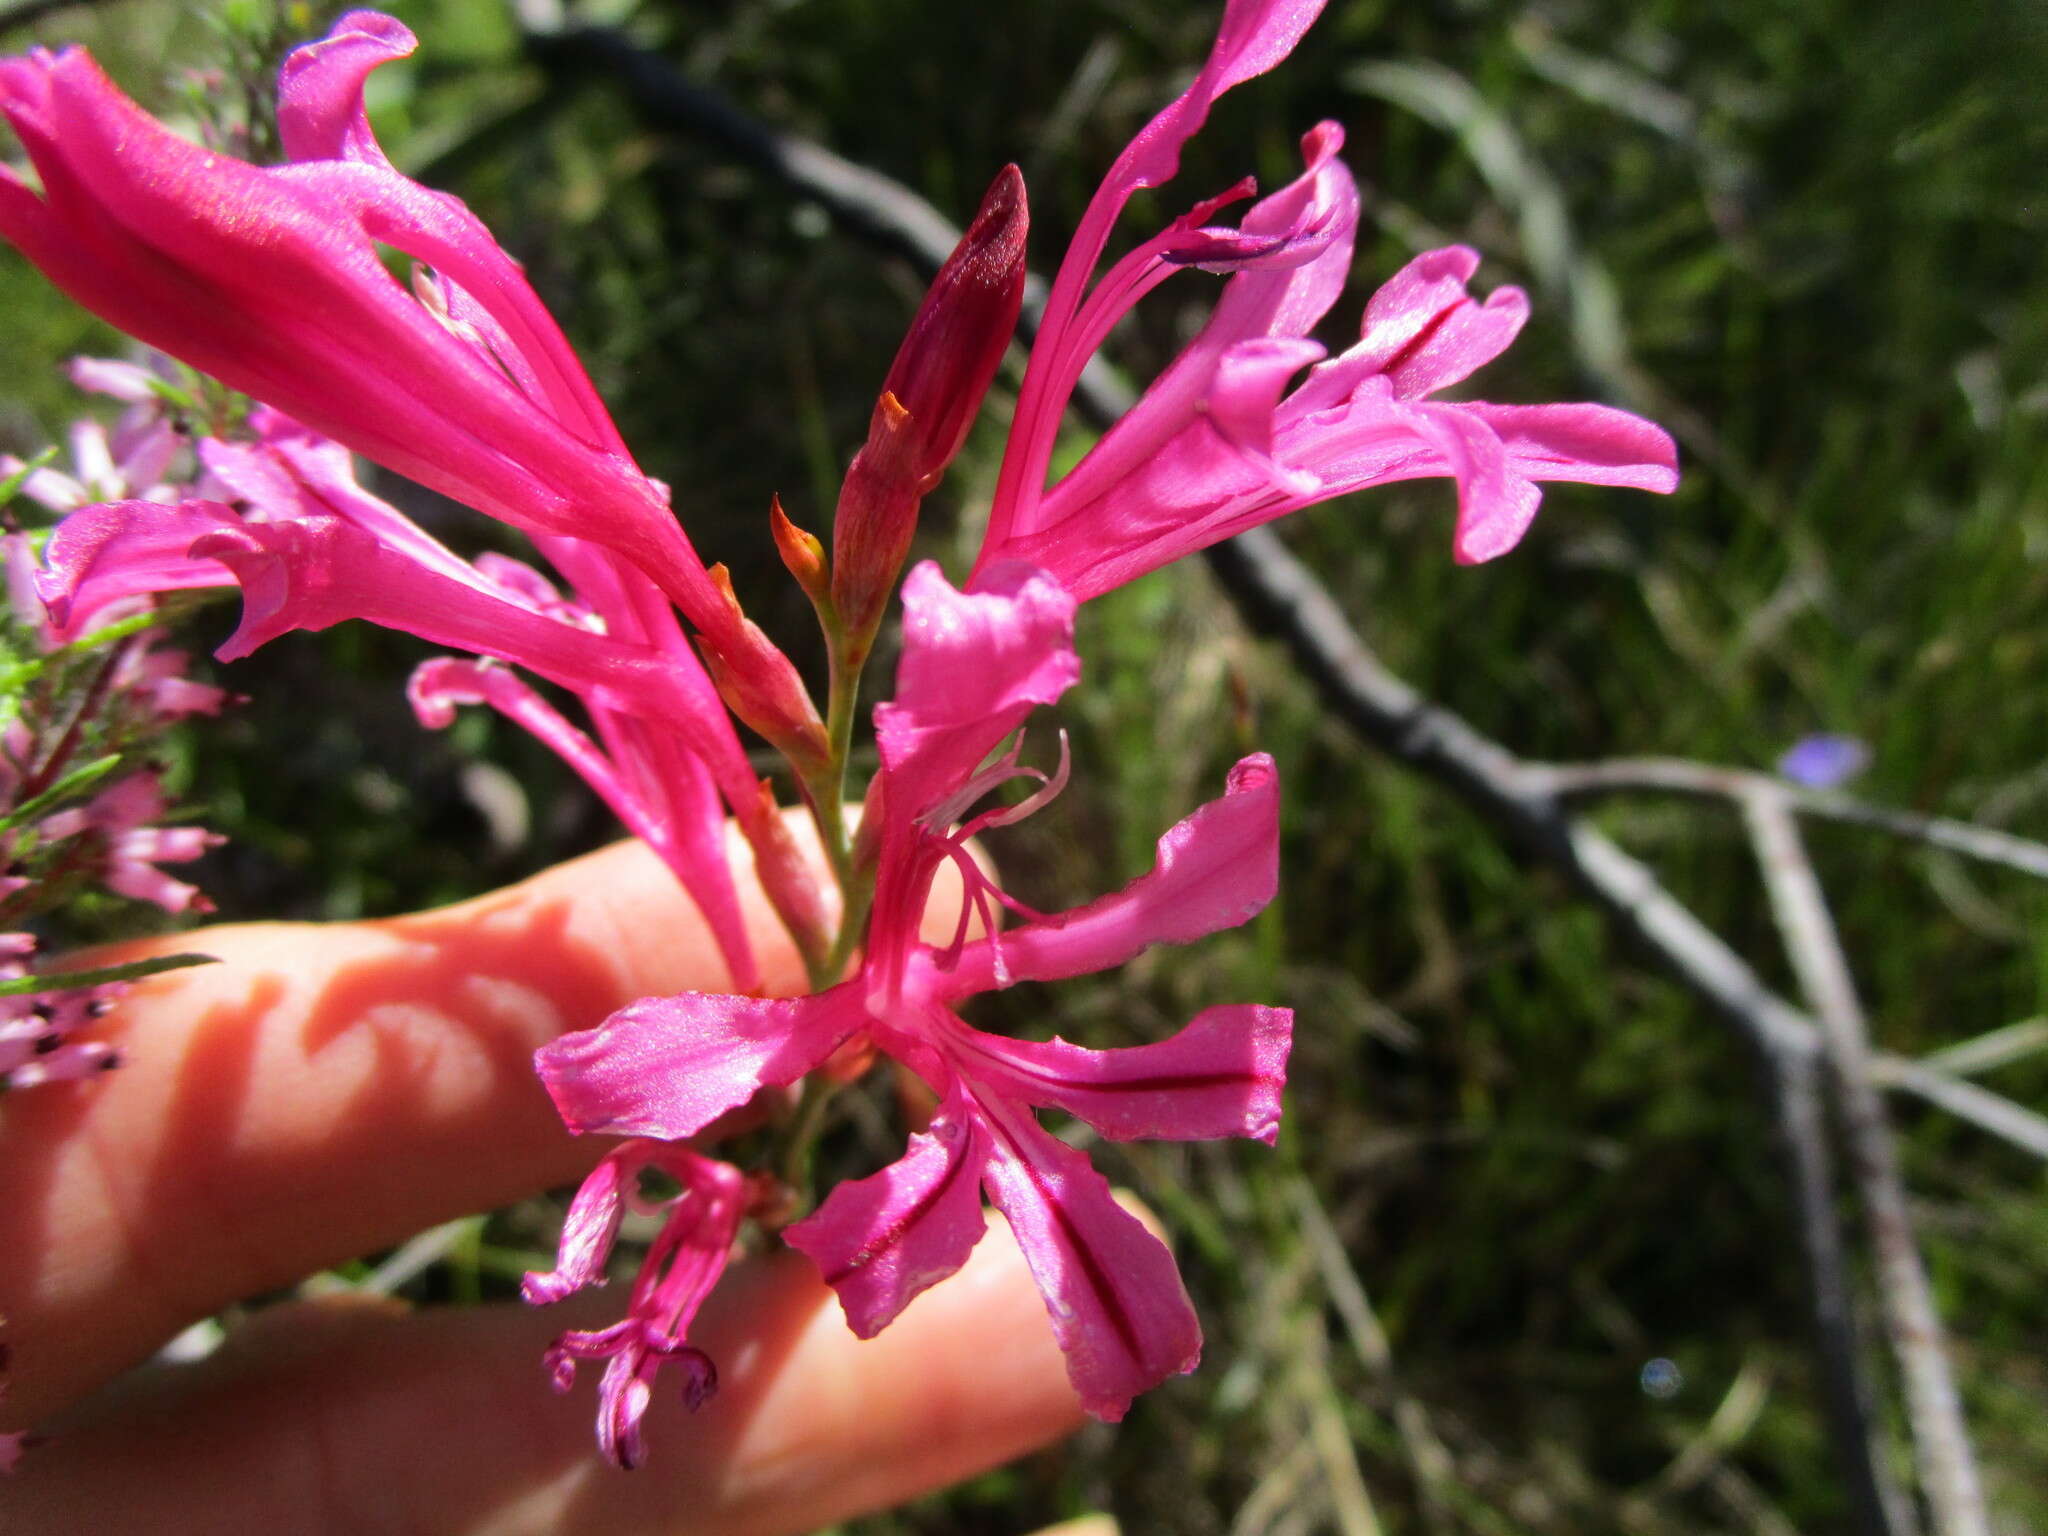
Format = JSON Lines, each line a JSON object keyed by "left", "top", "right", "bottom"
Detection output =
{"left": 537, "top": 986, "right": 868, "bottom": 1140}
{"left": 405, "top": 657, "right": 759, "bottom": 993}
{"left": 996, "top": 127, "right": 1355, "bottom": 568}
{"left": 276, "top": 10, "right": 416, "bottom": 167}
{"left": 1394, "top": 403, "right": 1546, "bottom": 565}
{"left": 1095, "top": 0, "right": 1328, "bottom": 205}
{"left": 783, "top": 1084, "right": 990, "bottom": 1337}
{"left": 1383, "top": 285, "right": 1531, "bottom": 399}
{"left": 1206, "top": 338, "right": 1329, "bottom": 468}
{"left": 874, "top": 560, "right": 1079, "bottom": 818}
{"left": 948, "top": 1003, "right": 1293, "bottom": 1145}
{"left": 522, "top": 1141, "right": 638, "bottom": 1304}
{"left": 975, "top": 1091, "right": 1202, "bottom": 1420}
{"left": 35, "top": 498, "right": 240, "bottom": 640}
{"left": 943, "top": 754, "right": 1279, "bottom": 993}
{"left": 1464, "top": 401, "right": 1681, "bottom": 493}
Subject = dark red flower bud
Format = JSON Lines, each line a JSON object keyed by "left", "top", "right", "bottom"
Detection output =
{"left": 831, "top": 167, "right": 1029, "bottom": 641}
{"left": 881, "top": 164, "right": 1029, "bottom": 488}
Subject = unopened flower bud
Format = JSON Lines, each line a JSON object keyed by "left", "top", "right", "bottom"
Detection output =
{"left": 830, "top": 167, "right": 1028, "bottom": 641}
{"left": 882, "top": 164, "right": 1029, "bottom": 488}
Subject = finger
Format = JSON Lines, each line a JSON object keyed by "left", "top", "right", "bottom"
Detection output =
{"left": 0, "top": 821, "right": 974, "bottom": 1424}
{"left": 0, "top": 1209, "right": 1085, "bottom": 1536}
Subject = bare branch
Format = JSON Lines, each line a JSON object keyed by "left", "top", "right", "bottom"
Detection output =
{"left": 1871, "top": 1054, "right": 2048, "bottom": 1162}
{"left": 1918, "top": 1017, "right": 2048, "bottom": 1079}
{"left": 1531, "top": 758, "right": 2048, "bottom": 881}
{"left": 1743, "top": 791, "right": 1989, "bottom": 1536}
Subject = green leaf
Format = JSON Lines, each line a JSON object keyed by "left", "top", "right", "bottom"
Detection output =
{"left": 52, "top": 608, "right": 161, "bottom": 656}
{"left": 0, "top": 752, "right": 124, "bottom": 832}
{"left": 0, "top": 951, "right": 218, "bottom": 997}
{"left": 0, "top": 445, "right": 59, "bottom": 507}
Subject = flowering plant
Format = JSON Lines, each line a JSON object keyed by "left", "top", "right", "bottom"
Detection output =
{"left": 0, "top": 0, "right": 1674, "bottom": 1466}
{"left": 0, "top": 357, "right": 229, "bottom": 1097}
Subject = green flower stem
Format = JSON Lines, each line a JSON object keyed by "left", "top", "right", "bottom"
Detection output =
{"left": 775, "top": 1072, "right": 844, "bottom": 1216}
{"left": 789, "top": 601, "right": 882, "bottom": 993}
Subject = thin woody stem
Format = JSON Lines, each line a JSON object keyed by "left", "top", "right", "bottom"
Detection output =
{"left": 1743, "top": 789, "right": 1989, "bottom": 1536}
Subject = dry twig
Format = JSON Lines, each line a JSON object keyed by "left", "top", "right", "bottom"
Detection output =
{"left": 1744, "top": 792, "right": 1989, "bottom": 1536}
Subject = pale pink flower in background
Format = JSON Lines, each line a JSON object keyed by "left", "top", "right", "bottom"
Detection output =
{"left": 0, "top": 353, "right": 188, "bottom": 520}
{"left": 539, "top": 562, "right": 1292, "bottom": 1420}
{"left": 0, "top": 933, "right": 122, "bottom": 1092}
{"left": 36, "top": 771, "right": 219, "bottom": 915}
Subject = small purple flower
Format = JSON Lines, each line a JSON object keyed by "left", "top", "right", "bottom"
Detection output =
{"left": 1778, "top": 734, "right": 1870, "bottom": 790}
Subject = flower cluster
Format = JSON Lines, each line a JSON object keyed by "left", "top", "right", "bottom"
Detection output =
{"left": 0, "top": 0, "right": 1676, "bottom": 1461}
{"left": 0, "top": 361, "right": 226, "bottom": 1093}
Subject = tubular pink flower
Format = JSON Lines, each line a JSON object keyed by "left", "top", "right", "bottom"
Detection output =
{"left": 33, "top": 410, "right": 772, "bottom": 988}
{"left": 984, "top": 0, "right": 1332, "bottom": 556}
{"left": 0, "top": 13, "right": 822, "bottom": 758}
{"left": 523, "top": 1142, "right": 754, "bottom": 1468}
{"left": 0, "top": 18, "right": 669, "bottom": 586}
{"left": 972, "top": 4, "right": 1677, "bottom": 596}
{"left": 540, "top": 562, "right": 1294, "bottom": 1420}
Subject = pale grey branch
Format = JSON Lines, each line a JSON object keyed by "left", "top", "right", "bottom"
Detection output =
{"left": 1532, "top": 758, "right": 2048, "bottom": 880}
{"left": 1743, "top": 792, "right": 1988, "bottom": 1536}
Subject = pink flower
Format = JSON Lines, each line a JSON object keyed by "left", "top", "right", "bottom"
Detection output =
{"left": 539, "top": 562, "right": 1292, "bottom": 1420}
{"left": 0, "top": 13, "right": 821, "bottom": 758}
{"left": 0, "top": 934, "right": 123, "bottom": 1092}
{"left": 38, "top": 771, "right": 220, "bottom": 915}
{"left": 0, "top": 415, "right": 179, "bottom": 517}
{"left": 971, "top": 0, "right": 1677, "bottom": 598}
{"left": 32, "top": 408, "right": 822, "bottom": 988}
{"left": 522, "top": 1141, "right": 763, "bottom": 1468}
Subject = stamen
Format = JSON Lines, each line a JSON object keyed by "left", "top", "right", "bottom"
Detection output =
{"left": 958, "top": 730, "right": 1071, "bottom": 839}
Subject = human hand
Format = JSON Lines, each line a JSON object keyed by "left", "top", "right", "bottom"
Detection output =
{"left": 0, "top": 832, "right": 1085, "bottom": 1533}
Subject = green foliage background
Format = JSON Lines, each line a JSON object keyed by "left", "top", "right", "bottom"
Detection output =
{"left": 2, "top": 0, "right": 2044, "bottom": 1529}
